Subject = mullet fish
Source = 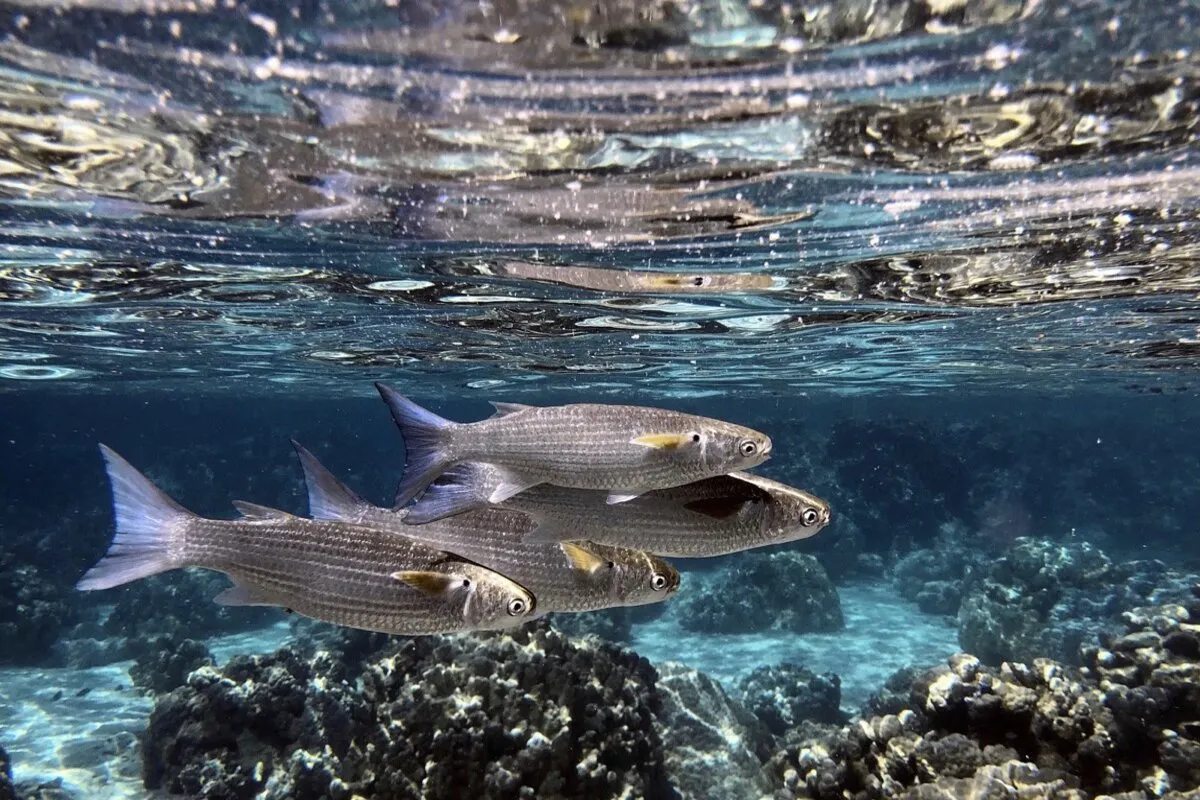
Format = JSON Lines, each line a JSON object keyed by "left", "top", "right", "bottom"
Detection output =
{"left": 409, "top": 461, "right": 831, "bottom": 557}
{"left": 293, "top": 442, "right": 680, "bottom": 613}
{"left": 77, "top": 445, "right": 536, "bottom": 635}
{"left": 377, "top": 382, "right": 772, "bottom": 519}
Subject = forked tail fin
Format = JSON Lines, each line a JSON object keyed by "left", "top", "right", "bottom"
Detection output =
{"left": 404, "top": 462, "right": 494, "bottom": 524}
{"left": 77, "top": 445, "right": 194, "bottom": 591}
{"left": 375, "top": 383, "right": 456, "bottom": 509}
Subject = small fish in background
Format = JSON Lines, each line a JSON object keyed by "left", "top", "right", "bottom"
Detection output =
{"left": 408, "top": 462, "right": 832, "bottom": 557}
{"left": 77, "top": 445, "right": 537, "bottom": 635}
{"left": 292, "top": 442, "right": 681, "bottom": 613}
{"left": 376, "top": 382, "right": 773, "bottom": 519}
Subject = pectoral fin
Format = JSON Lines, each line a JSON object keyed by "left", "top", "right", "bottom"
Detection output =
{"left": 213, "top": 581, "right": 278, "bottom": 607}
{"left": 560, "top": 542, "right": 609, "bottom": 575}
{"left": 683, "top": 497, "right": 748, "bottom": 520}
{"left": 606, "top": 492, "right": 642, "bottom": 505}
{"left": 631, "top": 433, "right": 689, "bottom": 450}
{"left": 393, "top": 570, "right": 459, "bottom": 596}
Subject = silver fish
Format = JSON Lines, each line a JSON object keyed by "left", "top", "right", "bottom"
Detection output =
{"left": 77, "top": 445, "right": 537, "bottom": 635}
{"left": 376, "top": 382, "right": 773, "bottom": 519}
{"left": 292, "top": 442, "right": 681, "bottom": 614}
{"left": 408, "top": 461, "right": 831, "bottom": 557}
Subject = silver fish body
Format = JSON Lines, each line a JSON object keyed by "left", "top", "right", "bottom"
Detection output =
{"left": 377, "top": 383, "right": 773, "bottom": 516}
{"left": 414, "top": 462, "right": 832, "bottom": 557}
{"left": 77, "top": 446, "right": 536, "bottom": 635}
{"left": 294, "top": 442, "right": 681, "bottom": 613}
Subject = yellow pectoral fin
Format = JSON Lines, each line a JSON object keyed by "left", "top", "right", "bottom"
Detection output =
{"left": 560, "top": 542, "right": 609, "bottom": 575}
{"left": 631, "top": 433, "right": 689, "bottom": 450}
{"left": 392, "top": 570, "right": 456, "bottom": 596}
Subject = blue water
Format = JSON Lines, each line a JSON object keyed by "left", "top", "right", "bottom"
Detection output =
{"left": 1, "top": 0, "right": 1199, "bottom": 798}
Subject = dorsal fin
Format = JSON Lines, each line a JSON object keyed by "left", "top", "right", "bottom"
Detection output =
{"left": 489, "top": 401, "right": 534, "bottom": 418}
{"left": 231, "top": 501, "right": 294, "bottom": 521}
{"left": 291, "top": 440, "right": 367, "bottom": 522}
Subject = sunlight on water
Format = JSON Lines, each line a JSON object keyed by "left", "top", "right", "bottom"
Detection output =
{"left": 0, "top": 0, "right": 1194, "bottom": 397}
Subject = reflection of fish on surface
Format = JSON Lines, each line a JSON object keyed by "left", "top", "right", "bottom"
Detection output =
{"left": 376, "top": 382, "right": 773, "bottom": 515}
{"left": 77, "top": 445, "right": 537, "bottom": 635}
{"left": 408, "top": 461, "right": 832, "bottom": 557}
{"left": 293, "top": 442, "right": 680, "bottom": 614}
{"left": 494, "top": 259, "right": 785, "bottom": 293}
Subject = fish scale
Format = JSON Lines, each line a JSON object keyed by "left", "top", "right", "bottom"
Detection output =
{"left": 411, "top": 462, "right": 832, "bottom": 556}
{"left": 76, "top": 445, "right": 537, "bottom": 636}
{"left": 177, "top": 516, "right": 493, "bottom": 632}
{"left": 377, "top": 384, "right": 773, "bottom": 514}
{"left": 291, "top": 441, "right": 680, "bottom": 614}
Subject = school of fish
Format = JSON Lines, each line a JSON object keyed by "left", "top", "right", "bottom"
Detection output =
{"left": 76, "top": 383, "right": 831, "bottom": 635}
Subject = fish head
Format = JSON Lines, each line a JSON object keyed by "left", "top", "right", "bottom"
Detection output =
{"left": 453, "top": 563, "right": 538, "bottom": 630}
{"left": 697, "top": 421, "right": 772, "bottom": 473}
{"left": 597, "top": 545, "right": 680, "bottom": 606}
{"left": 735, "top": 473, "right": 831, "bottom": 541}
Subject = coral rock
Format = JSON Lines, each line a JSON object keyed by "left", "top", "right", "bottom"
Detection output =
{"left": 677, "top": 552, "right": 843, "bottom": 634}
{"left": 656, "top": 663, "right": 776, "bottom": 799}
{"left": 738, "top": 663, "right": 845, "bottom": 737}
{"left": 142, "top": 621, "right": 670, "bottom": 799}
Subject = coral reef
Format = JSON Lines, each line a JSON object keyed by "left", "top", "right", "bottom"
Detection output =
{"left": 549, "top": 608, "right": 633, "bottom": 644}
{"left": 102, "top": 572, "right": 277, "bottom": 641}
{"left": 769, "top": 587, "right": 1200, "bottom": 799}
{"left": 677, "top": 552, "right": 843, "bottom": 634}
{"left": 738, "top": 663, "right": 845, "bottom": 738}
{"left": 0, "top": 746, "right": 16, "bottom": 800}
{"left": 860, "top": 665, "right": 925, "bottom": 717}
{"left": 957, "top": 538, "right": 1198, "bottom": 665}
{"left": 129, "top": 636, "right": 214, "bottom": 695}
{"left": 0, "top": 557, "right": 76, "bottom": 666}
{"left": 655, "top": 663, "right": 776, "bottom": 800}
{"left": 143, "top": 620, "right": 670, "bottom": 799}
{"left": 1081, "top": 588, "right": 1200, "bottom": 795}
{"left": 891, "top": 523, "right": 989, "bottom": 615}
{"left": 59, "top": 572, "right": 279, "bottom": 668}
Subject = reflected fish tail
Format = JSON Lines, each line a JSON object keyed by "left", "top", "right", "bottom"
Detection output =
{"left": 375, "top": 383, "right": 456, "bottom": 509}
{"left": 76, "top": 445, "right": 194, "bottom": 591}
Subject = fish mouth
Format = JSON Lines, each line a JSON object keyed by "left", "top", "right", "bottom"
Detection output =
{"left": 821, "top": 506, "right": 832, "bottom": 525}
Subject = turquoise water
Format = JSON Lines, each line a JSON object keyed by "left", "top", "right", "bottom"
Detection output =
{"left": 1, "top": 1, "right": 1199, "bottom": 798}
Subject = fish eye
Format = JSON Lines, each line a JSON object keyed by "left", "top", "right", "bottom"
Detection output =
{"left": 691, "top": 433, "right": 702, "bottom": 443}
{"left": 461, "top": 578, "right": 472, "bottom": 588}
{"left": 607, "top": 560, "right": 616, "bottom": 570}
{"left": 739, "top": 439, "right": 758, "bottom": 457}
{"left": 651, "top": 573, "right": 668, "bottom": 591}
{"left": 507, "top": 597, "right": 527, "bottom": 616}
{"left": 802, "top": 508, "right": 821, "bottom": 526}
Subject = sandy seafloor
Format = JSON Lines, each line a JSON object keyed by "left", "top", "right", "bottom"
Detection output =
{"left": 0, "top": 582, "right": 958, "bottom": 798}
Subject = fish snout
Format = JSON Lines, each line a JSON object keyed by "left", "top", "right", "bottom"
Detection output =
{"left": 821, "top": 505, "right": 832, "bottom": 526}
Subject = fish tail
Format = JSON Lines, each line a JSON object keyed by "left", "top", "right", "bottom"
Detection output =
{"left": 291, "top": 439, "right": 366, "bottom": 522}
{"left": 406, "top": 462, "right": 491, "bottom": 524}
{"left": 76, "top": 445, "right": 194, "bottom": 591}
{"left": 375, "top": 383, "right": 456, "bottom": 508}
